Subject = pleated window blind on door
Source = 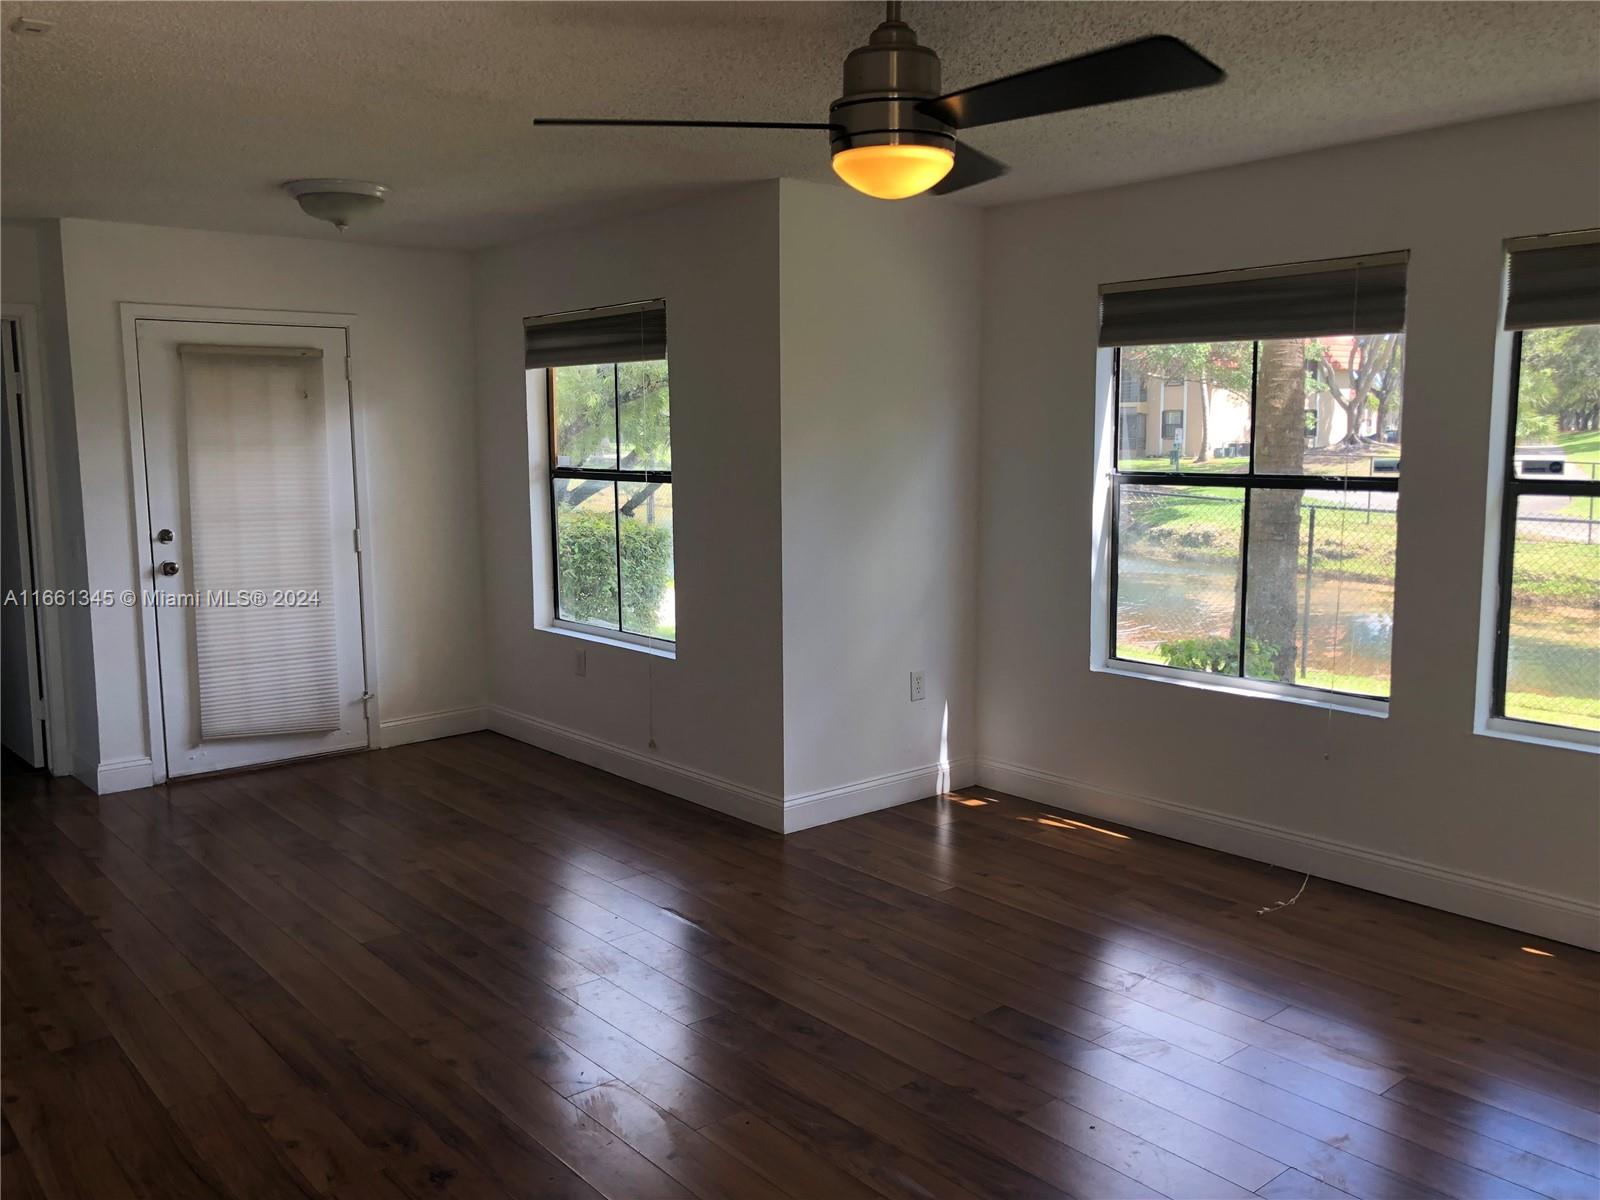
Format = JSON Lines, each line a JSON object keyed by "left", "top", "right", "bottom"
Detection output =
{"left": 179, "top": 345, "right": 341, "bottom": 739}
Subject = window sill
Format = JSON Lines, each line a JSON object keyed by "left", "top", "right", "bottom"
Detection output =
{"left": 542, "top": 620, "right": 676, "bottom": 660}
{"left": 1093, "top": 658, "right": 1388, "bottom": 718}
{"left": 1477, "top": 715, "right": 1599, "bottom": 755}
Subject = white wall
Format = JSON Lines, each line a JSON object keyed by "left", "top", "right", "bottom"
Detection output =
{"left": 473, "top": 184, "right": 787, "bottom": 821}
{"left": 777, "top": 179, "right": 982, "bottom": 827}
{"left": 976, "top": 103, "right": 1600, "bottom": 948}
{"left": 51, "top": 219, "right": 483, "bottom": 782}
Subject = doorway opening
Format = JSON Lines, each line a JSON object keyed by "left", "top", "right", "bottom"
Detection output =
{"left": 1, "top": 314, "right": 53, "bottom": 773}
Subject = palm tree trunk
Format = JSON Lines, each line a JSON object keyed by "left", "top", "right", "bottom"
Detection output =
{"left": 1246, "top": 339, "right": 1308, "bottom": 682}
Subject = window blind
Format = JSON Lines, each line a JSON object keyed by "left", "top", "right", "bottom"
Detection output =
{"left": 525, "top": 300, "right": 667, "bottom": 369}
{"left": 1099, "top": 253, "right": 1408, "bottom": 347}
{"left": 179, "top": 346, "right": 341, "bottom": 740}
{"left": 1504, "top": 233, "right": 1600, "bottom": 331}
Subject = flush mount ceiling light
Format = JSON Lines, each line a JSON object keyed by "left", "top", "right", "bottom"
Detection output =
{"left": 535, "top": 1, "right": 1224, "bottom": 202}
{"left": 282, "top": 179, "right": 388, "bottom": 231}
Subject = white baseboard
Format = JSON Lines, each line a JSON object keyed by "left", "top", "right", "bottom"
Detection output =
{"left": 83, "top": 755, "right": 156, "bottom": 794}
{"left": 978, "top": 756, "right": 1600, "bottom": 952}
{"left": 486, "top": 705, "right": 786, "bottom": 831}
{"left": 378, "top": 705, "right": 487, "bottom": 748}
{"left": 783, "top": 757, "right": 977, "bottom": 833}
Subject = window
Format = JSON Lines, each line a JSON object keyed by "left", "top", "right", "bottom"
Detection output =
{"left": 1118, "top": 411, "right": 1146, "bottom": 458}
{"left": 526, "top": 301, "right": 675, "bottom": 647}
{"left": 1491, "top": 234, "right": 1600, "bottom": 737}
{"left": 1118, "top": 370, "right": 1147, "bottom": 406}
{"left": 1099, "top": 253, "right": 1408, "bottom": 703}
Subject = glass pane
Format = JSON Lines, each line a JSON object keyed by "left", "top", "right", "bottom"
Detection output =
{"left": 1504, "top": 497, "right": 1600, "bottom": 731}
{"left": 554, "top": 477, "right": 619, "bottom": 630}
{"left": 1291, "top": 334, "right": 1405, "bottom": 478}
{"left": 550, "top": 363, "right": 617, "bottom": 470}
{"left": 1115, "top": 342, "right": 1252, "bottom": 474}
{"left": 1513, "top": 325, "right": 1600, "bottom": 484}
{"left": 617, "top": 359, "right": 671, "bottom": 472}
{"left": 1114, "top": 483, "right": 1244, "bottom": 672}
{"left": 619, "top": 482, "right": 676, "bottom": 641}
{"left": 1244, "top": 489, "right": 1397, "bottom": 698}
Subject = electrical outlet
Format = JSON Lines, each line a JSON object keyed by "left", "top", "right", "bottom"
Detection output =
{"left": 575, "top": 648, "right": 587, "bottom": 677}
{"left": 909, "top": 670, "right": 926, "bottom": 702}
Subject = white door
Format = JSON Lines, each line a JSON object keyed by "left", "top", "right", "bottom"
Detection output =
{"left": 136, "top": 319, "right": 368, "bottom": 777}
{"left": 1, "top": 319, "right": 46, "bottom": 767}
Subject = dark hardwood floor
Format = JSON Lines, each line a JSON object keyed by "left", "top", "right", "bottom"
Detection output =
{"left": 3, "top": 732, "right": 1597, "bottom": 1199}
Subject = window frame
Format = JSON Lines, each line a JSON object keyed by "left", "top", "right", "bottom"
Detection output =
{"left": 546, "top": 361, "right": 674, "bottom": 645}
{"left": 1104, "top": 343, "right": 1399, "bottom": 707}
{"left": 1486, "top": 329, "right": 1600, "bottom": 744}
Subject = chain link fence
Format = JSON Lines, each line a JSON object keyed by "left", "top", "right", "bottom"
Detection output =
{"left": 1506, "top": 511, "right": 1600, "bottom": 730}
{"left": 1115, "top": 485, "right": 1399, "bottom": 694}
{"left": 1114, "top": 484, "right": 1599, "bottom": 722}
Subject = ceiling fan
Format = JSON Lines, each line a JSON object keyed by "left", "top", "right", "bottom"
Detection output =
{"left": 536, "top": 2, "right": 1224, "bottom": 201}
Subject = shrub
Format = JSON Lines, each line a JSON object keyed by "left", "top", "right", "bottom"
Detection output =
{"left": 1158, "top": 634, "right": 1278, "bottom": 678}
{"left": 556, "top": 509, "right": 673, "bottom": 633}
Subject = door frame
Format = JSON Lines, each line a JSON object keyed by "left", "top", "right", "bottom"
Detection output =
{"left": 119, "top": 303, "right": 383, "bottom": 783}
{"left": 1, "top": 304, "right": 68, "bottom": 773}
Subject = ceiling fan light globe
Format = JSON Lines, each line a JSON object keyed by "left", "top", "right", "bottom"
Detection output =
{"left": 830, "top": 144, "right": 954, "bottom": 200}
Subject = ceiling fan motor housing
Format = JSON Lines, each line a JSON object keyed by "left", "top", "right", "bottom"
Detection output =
{"left": 829, "top": 16, "right": 955, "bottom": 155}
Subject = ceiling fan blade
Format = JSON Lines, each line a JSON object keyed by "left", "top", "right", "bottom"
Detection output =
{"left": 535, "top": 118, "right": 838, "bottom": 131}
{"left": 918, "top": 35, "right": 1223, "bottom": 130}
{"left": 931, "top": 141, "right": 1008, "bottom": 196}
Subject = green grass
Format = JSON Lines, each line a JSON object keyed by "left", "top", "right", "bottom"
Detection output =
{"left": 1555, "top": 494, "right": 1598, "bottom": 519}
{"left": 1122, "top": 491, "right": 1399, "bottom": 583}
{"left": 1124, "top": 485, "right": 1600, "bottom": 599}
{"left": 1120, "top": 455, "right": 1250, "bottom": 474}
{"left": 1509, "top": 536, "right": 1600, "bottom": 602}
{"left": 1556, "top": 428, "right": 1600, "bottom": 465}
{"left": 1504, "top": 691, "right": 1600, "bottom": 733}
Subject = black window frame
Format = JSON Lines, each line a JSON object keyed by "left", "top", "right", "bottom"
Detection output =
{"left": 546, "top": 361, "right": 674, "bottom": 642}
{"left": 1490, "top": 328, "right": 1600, "bottom": 731}
{"left": 1108, "top": 343, "right": 1400, "bottom": 701}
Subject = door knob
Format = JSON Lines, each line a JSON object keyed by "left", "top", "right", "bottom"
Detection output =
{"left": 159, "top": 561, "right": 180, "bottom": 577}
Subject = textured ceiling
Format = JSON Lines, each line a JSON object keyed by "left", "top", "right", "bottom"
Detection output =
{"left": 3, "top": 1, "right": 1597, "bottom": 249}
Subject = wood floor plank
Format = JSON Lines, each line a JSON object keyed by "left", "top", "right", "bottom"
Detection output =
{"left": 4, "top": 1048, "right": 144, "bottom": 1200}
{"left": 698, "top": 1109, "right": 888, "bottom": 1200}
{"left": 60, "top": 1036, "right": 227, "bottom": 1199}
{"left": 1381, "top": 1077, "right": 1600, "bottom": 1177}
{"left": 1022, "top": 1076, "right": 1286, "bottom": 1190}
{"left": 1256, "top": 1166, "right": 1359, "bottom": 1198}
{"left": 1225, "top": 1045, "right": 1600, "bottom": 1200}
{"left": 1094, "top": 1024, "right": 1545, "bottom": 1199}
{"left": 5, "top": 735, "right": 1597, "bottom": 1200}
{"left": 569, "top": 1080, "right": 792, "bottom": 1200}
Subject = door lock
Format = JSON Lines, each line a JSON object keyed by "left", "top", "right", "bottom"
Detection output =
{"left": 158, "top": 561, "right": 180, "bottom": 577}
{"left": 156, "top": 528, "right": 174, "bottom": 543}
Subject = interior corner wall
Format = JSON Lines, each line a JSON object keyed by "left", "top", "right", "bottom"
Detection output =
{"left": 51, "top": 219, "right": 483, "bottom": 786}
{"left": 975, "top": 102, "right": 1600, "bottom": 948}
{"left": 471, "top": 184, "right": 787, "bottom": 823}
{"left": 776, "top": 179, "right": 982, "bottom": 830}
{"left": 1, "top": 218, "right": 96, "bottom": 773}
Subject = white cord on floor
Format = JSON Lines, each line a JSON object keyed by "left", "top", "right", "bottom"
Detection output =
{"left": 1257, "top": 871, "right": 1311, "bottom": 915}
